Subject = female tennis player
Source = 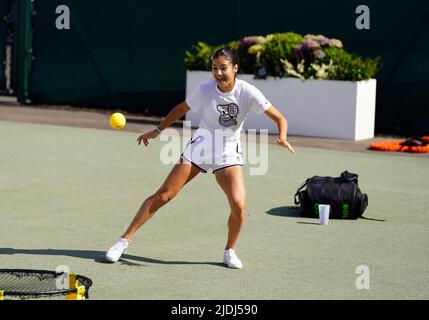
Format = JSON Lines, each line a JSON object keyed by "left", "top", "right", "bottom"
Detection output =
{"left": 106, "top": 46, "right": 295, "bottom": 268}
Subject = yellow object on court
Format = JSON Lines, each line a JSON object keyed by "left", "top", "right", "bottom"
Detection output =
{"left": 65, "top": 273, "right": 86, "bottom": 300}
{"left": 109, "top": 112, "right": 126, "bottom": 129}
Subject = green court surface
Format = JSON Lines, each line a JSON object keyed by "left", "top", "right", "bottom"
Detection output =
{"left": 1, "top": 120, "right": 428, "bottom": 300}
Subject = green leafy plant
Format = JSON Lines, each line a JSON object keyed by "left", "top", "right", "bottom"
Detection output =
{"left": 184, "top": 42, "right": 214, "bottom": 71}
{"left": 258, "top": 32, "right": 304, "bottom": 77}
{"left": 322, "top": 47, "right": 380, "bottom": 81}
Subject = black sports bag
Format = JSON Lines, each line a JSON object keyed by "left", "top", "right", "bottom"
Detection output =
{"left": 294, "top": 171, "right": 368, "bottom": 219}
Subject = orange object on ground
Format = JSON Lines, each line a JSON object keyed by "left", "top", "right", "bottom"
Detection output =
{"left": 369, "top": 136, "right": 429, "bottom": 153}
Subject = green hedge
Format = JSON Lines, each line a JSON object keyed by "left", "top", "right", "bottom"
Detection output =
{"left": 184, "top": 32, "right": 381, "bottom": 81}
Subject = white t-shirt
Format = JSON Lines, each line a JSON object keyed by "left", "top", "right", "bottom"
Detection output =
{"left": 186, "top": 78, "right": 272, "bottom": 142}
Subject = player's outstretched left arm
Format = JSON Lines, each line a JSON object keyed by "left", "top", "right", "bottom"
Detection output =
{"left": 264, "top": 105, "right": 295, "bottom": 153}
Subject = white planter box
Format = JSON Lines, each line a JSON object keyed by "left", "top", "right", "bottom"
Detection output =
{"left": 185, "top": 71, "right": 377, "bottom": 141}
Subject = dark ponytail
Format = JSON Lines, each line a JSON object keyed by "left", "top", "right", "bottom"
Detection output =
{"left": 212, "top": 46, "right": 240, "bottom": 67}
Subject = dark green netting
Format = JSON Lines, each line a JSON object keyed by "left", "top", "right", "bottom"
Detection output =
{"left": 0, "top": 0, "right": 8, "bottom": 91}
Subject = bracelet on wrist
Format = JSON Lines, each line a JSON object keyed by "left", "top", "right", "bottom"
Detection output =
{"left": 155, "top": 126, "right": 163, "bottom": 133}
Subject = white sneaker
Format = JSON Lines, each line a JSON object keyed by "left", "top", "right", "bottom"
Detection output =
{"left": 223, "top": 249, "right": 243, "bottom": 269}
{"left": 105, "top": 238, "right": 130, "bottom": 263}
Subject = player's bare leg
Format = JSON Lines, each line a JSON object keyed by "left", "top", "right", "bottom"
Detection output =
{"left": 106, "top": 160, "right": 200, "bottom": 263}
{"left": 122, "top": 160, "right": 201, "bottom": 240}
{"left": 215, "top": 166, "right": 246, "bottom": 268}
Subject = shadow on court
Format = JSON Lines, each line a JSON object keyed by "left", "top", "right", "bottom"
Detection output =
{"left": 266, "top": 206, "right": 386, "bottom": 223}
{"left": 0, "top": 248, "right": 224, "bottom": 268}
{"left": 266, "top": 206, "right": 323, "bottom": 225}
{"left": 266, "top": 206, "right": 302, "bottom": 218}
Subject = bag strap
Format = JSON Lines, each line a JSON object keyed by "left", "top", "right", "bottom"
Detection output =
{"left": 294, "top": 179, "right": 308, "bottom": 205}
{"left": 340, "top": 171, "right": 358, "bottom": 183}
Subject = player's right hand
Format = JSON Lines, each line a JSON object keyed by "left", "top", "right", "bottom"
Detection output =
{"left": 137, "top": 129, "right": 160, "bottom": 147}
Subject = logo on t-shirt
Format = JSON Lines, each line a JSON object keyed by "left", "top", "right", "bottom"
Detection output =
{"left": 217, "top": 103, "right": 239, "bottom": 127}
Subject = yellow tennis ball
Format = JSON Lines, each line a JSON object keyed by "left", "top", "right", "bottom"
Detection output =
{"left": 109, "top": 112, "right": 126, "bottom": 129}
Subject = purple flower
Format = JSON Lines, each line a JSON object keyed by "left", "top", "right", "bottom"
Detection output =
{"left": 292, "top": 45, "right": 303, "bottom": 60}
{"left": 239, "top": 36, "right": 262, "bottom": 49}
{"left": 293, "top": 43, "right": 314, "bottom": 62}
{"left": 314, "top": 49, "right": 326, "bottom": 59}
{"left": 305, "top": 40, "right": 320, "bottom": 49}
{"left": 319, "top": 38, "right": 330, "bottom": 46}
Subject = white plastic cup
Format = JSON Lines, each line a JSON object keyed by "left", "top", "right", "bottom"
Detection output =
{"left": 319, "top": 204, "right": 330, "bottom": 225}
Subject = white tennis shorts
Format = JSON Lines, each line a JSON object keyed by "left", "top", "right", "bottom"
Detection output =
{"left": 181, "top": 133, "right": 243, "bottom": 173}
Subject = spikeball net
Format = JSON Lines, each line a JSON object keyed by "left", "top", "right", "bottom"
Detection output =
{"left": 0, "top": 269, "right": 93, "bottom": 300}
